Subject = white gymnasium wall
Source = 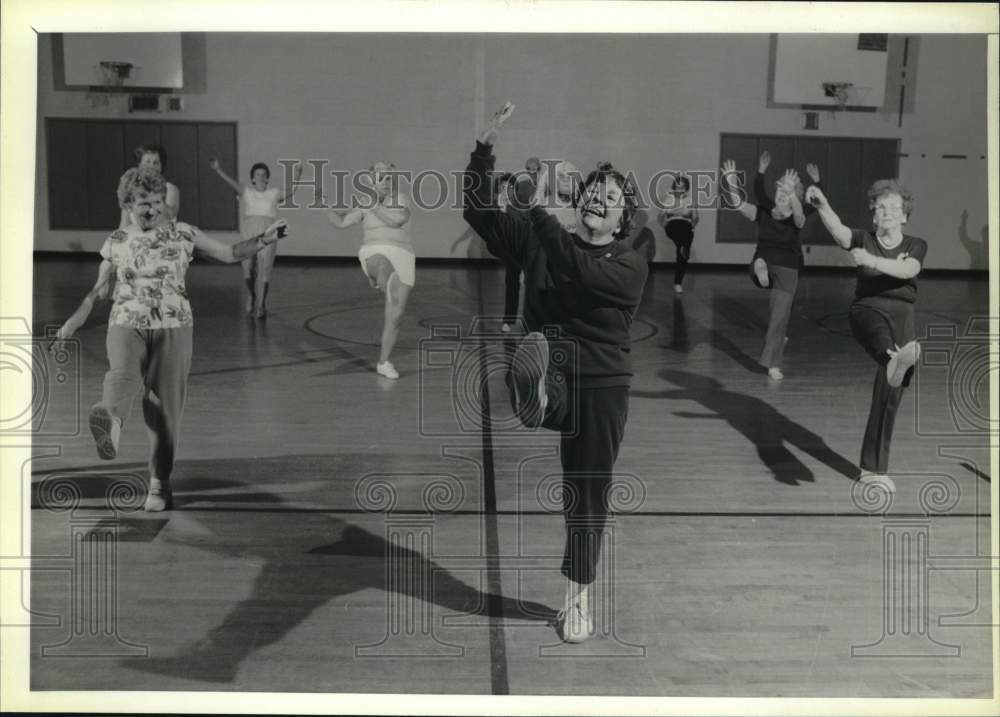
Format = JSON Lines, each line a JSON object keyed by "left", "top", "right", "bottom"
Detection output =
{"left": 34, "top": 33, "right": 990, "bottom": 269}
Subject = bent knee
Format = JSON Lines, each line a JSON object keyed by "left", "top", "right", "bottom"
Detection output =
{"left": 365, "top": 254, "right": 394, "bottom": 290}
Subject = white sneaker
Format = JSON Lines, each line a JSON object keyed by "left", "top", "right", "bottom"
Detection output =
{"left": 859, "top": 471, "right": 896, "bottom": 493}
{"left": 886, "top": 341, "right": 920, "bottom": 388}
{"left": 376, "top": 361, "right": 399, "bottom": 379}
{"left": 673, "top": 284, "right": 684, "bottom": 294}
{"left": 753, "top": 257, "right": 770, "bottom": 288}
{"left": 768, "top": 367, "right": 784, "bottom": 381}
{"left": 558, "top": 601, "right": 594, "bottom": 643}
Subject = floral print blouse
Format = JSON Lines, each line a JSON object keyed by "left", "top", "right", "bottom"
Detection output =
{"left": 100, "top": 221, "right": 196, "bottom": 329}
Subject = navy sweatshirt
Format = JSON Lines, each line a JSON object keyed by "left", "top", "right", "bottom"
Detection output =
{"left": 751, "top": 171, "right": 820, "bottom": 270}
{"left": 463, "top": 142, "right": 648, "bottom": 388}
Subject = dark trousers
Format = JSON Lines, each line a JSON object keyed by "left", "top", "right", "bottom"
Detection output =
{"left": 503, "top": 265, "right": 521, "bottom": 323}
{"left": 533, "top": 367, "right": 630, "bottom": 585}
{"left": 665, "top": 221, "right": 694, "bottom": 285}
{"left": 848, "top": 299, "right": 915, "bottom": 474}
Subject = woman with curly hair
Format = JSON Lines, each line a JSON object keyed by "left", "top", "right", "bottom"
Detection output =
{"left": 463, "top": 102, "right": 648, "bottom": 644}
{"left": 210, "top": 158, "right": 303, "bottom": 318}
{"left": 117, "top": 144, "right": 180, "bottom": 229}
{"left": 55, "top": 172, "right": 289, "bottom": 512}
{"left": 807, "top": 179, "right": 925, "bottom": 493}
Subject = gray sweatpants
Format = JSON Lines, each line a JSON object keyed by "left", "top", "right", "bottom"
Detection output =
{"left": 758, "top": 264, "right": 799, "bottom": 369}
{"left": 102, "top": 326, "right": 193, "bottom": 482}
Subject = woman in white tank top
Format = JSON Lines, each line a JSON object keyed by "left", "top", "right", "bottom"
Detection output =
{"left": 325, "top": 161, "right": 415, "bottom": 380}
{"left": 210, "top": 158, "right": 302, "bottom": 318}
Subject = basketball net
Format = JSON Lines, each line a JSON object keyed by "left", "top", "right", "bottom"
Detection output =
{"left": 87, "top": 61, "right": 132, "bottom": 108}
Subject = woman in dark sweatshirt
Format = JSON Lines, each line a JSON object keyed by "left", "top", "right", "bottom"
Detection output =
{"left": 721, "top": 152, "right": 821, "bottom": 380}
{"left": 807, "top": 181, "right": 925, "bottom": 494}
{"left": 463, "top": 102, "right": 648, "bottom": 644}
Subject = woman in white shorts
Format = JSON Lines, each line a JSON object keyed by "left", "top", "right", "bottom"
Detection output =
{"left": 325, "top": 161, "right": 415, "bottom": 379}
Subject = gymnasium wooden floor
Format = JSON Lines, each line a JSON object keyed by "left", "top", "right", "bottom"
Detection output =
{"left": 28, "top": 256, "right": 993, "bottom": 697}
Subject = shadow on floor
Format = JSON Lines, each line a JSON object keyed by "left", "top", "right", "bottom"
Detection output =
{"left": 631, "top": 368, "right": 858, "bottom": 486}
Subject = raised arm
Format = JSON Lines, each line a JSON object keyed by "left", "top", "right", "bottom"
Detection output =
{"left": 279, "top": 163, "right": 304, "bottom": 203}
{"left": 752, "top": 151, "right": 775, "bottom": 212}
{"left": 783, "top": 170, "right": 806, "bottom": 229}
{"left": 529, "top": 207, "right": 648, "bottom": 306}
{"left": 805, "top": 185, "right": 852, "bottom": 249}
{"left": 752, "top": 172, "right": 775, "bottom": 212}
{"left": 55, "top": 258, "right": 114, "bottom": 339}
{"left": 720, "top": 160, "right": 757, "bottom": 222}
{"left": 802, "top": 163, "right": 822, "bottom": 217}
{"left": 209, "top": 158, "right": 244, "bottom": 194}
{"left": 191, "top": 219, "right": 288, "bottom": 263}
{"left": 461, "top": 102, "right": 533, "bottom": 267}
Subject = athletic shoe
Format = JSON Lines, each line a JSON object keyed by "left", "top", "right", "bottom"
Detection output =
{"left": 377, "top": 361, "right": 400, "bottom": 379}
{"left": 768, "top": 367, "right": 784, "bottom": 381}
{"left": 753, "top": 257, "right": 770, "bottom": 288}
{"left": 144, "top": 479, "right": 173, "bottom": 512}
{"left": 673, "top": 284, "right": 684, "bottom": 294}
{"left": 859, "top": 471, "right": 896, "bottom": 493}
{"left": 558, "top": 601, "right": 594, "bottom": 643}
{"left": 510, "top": 332, "right": 549, "bottom": 428}
{"left": 89, "top": 405, "right": 121, "bottom": 460}
{"left": 887, "top": 341, "right": 920, "bottom": 388}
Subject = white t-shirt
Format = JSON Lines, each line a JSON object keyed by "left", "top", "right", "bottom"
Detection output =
{"left": 242, "top": 186, "right": 281, "bottom": 218}
{"left": 361, "top": 192, "right": 414, "bottom": 253}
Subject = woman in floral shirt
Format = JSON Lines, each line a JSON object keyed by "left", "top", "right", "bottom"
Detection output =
{"left": 56, "top": 172, "right": 288, "bottom": 512}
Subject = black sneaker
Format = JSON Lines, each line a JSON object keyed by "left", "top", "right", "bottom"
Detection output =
{"left": 510, "top": 332, "right": 549, "bottom": 428}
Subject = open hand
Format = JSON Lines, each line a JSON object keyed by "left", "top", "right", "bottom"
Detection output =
{"left": 779, "top": 168, "right": 800, "bottom": 190}
{"left": 806, "top": 162, "right": 820, "bottom": 183}
{"left": 478, "top": 101, "right": 515, "bottom": 146}
{"left": 758, "top": 151, "right": 771, "bottom": 174}
{"left": 720, "top": 159, "right": 741, "bottom": 188}
{"left": 805, "top": 185, "right": 826, "bottom": 208}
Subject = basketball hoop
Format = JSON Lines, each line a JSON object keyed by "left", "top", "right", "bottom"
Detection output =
{"left": 99, "top": 61, "right": 133, "bottom": 84}
{"left": 87, "top": 60, "right": 134, "bottom": 108}
{"left": 822, "top": 81, "right": 854, "bottom": 112}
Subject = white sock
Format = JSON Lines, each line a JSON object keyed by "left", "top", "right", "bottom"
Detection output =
{"left": 565, "top": 579, "right": 590, "bottom": 611}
